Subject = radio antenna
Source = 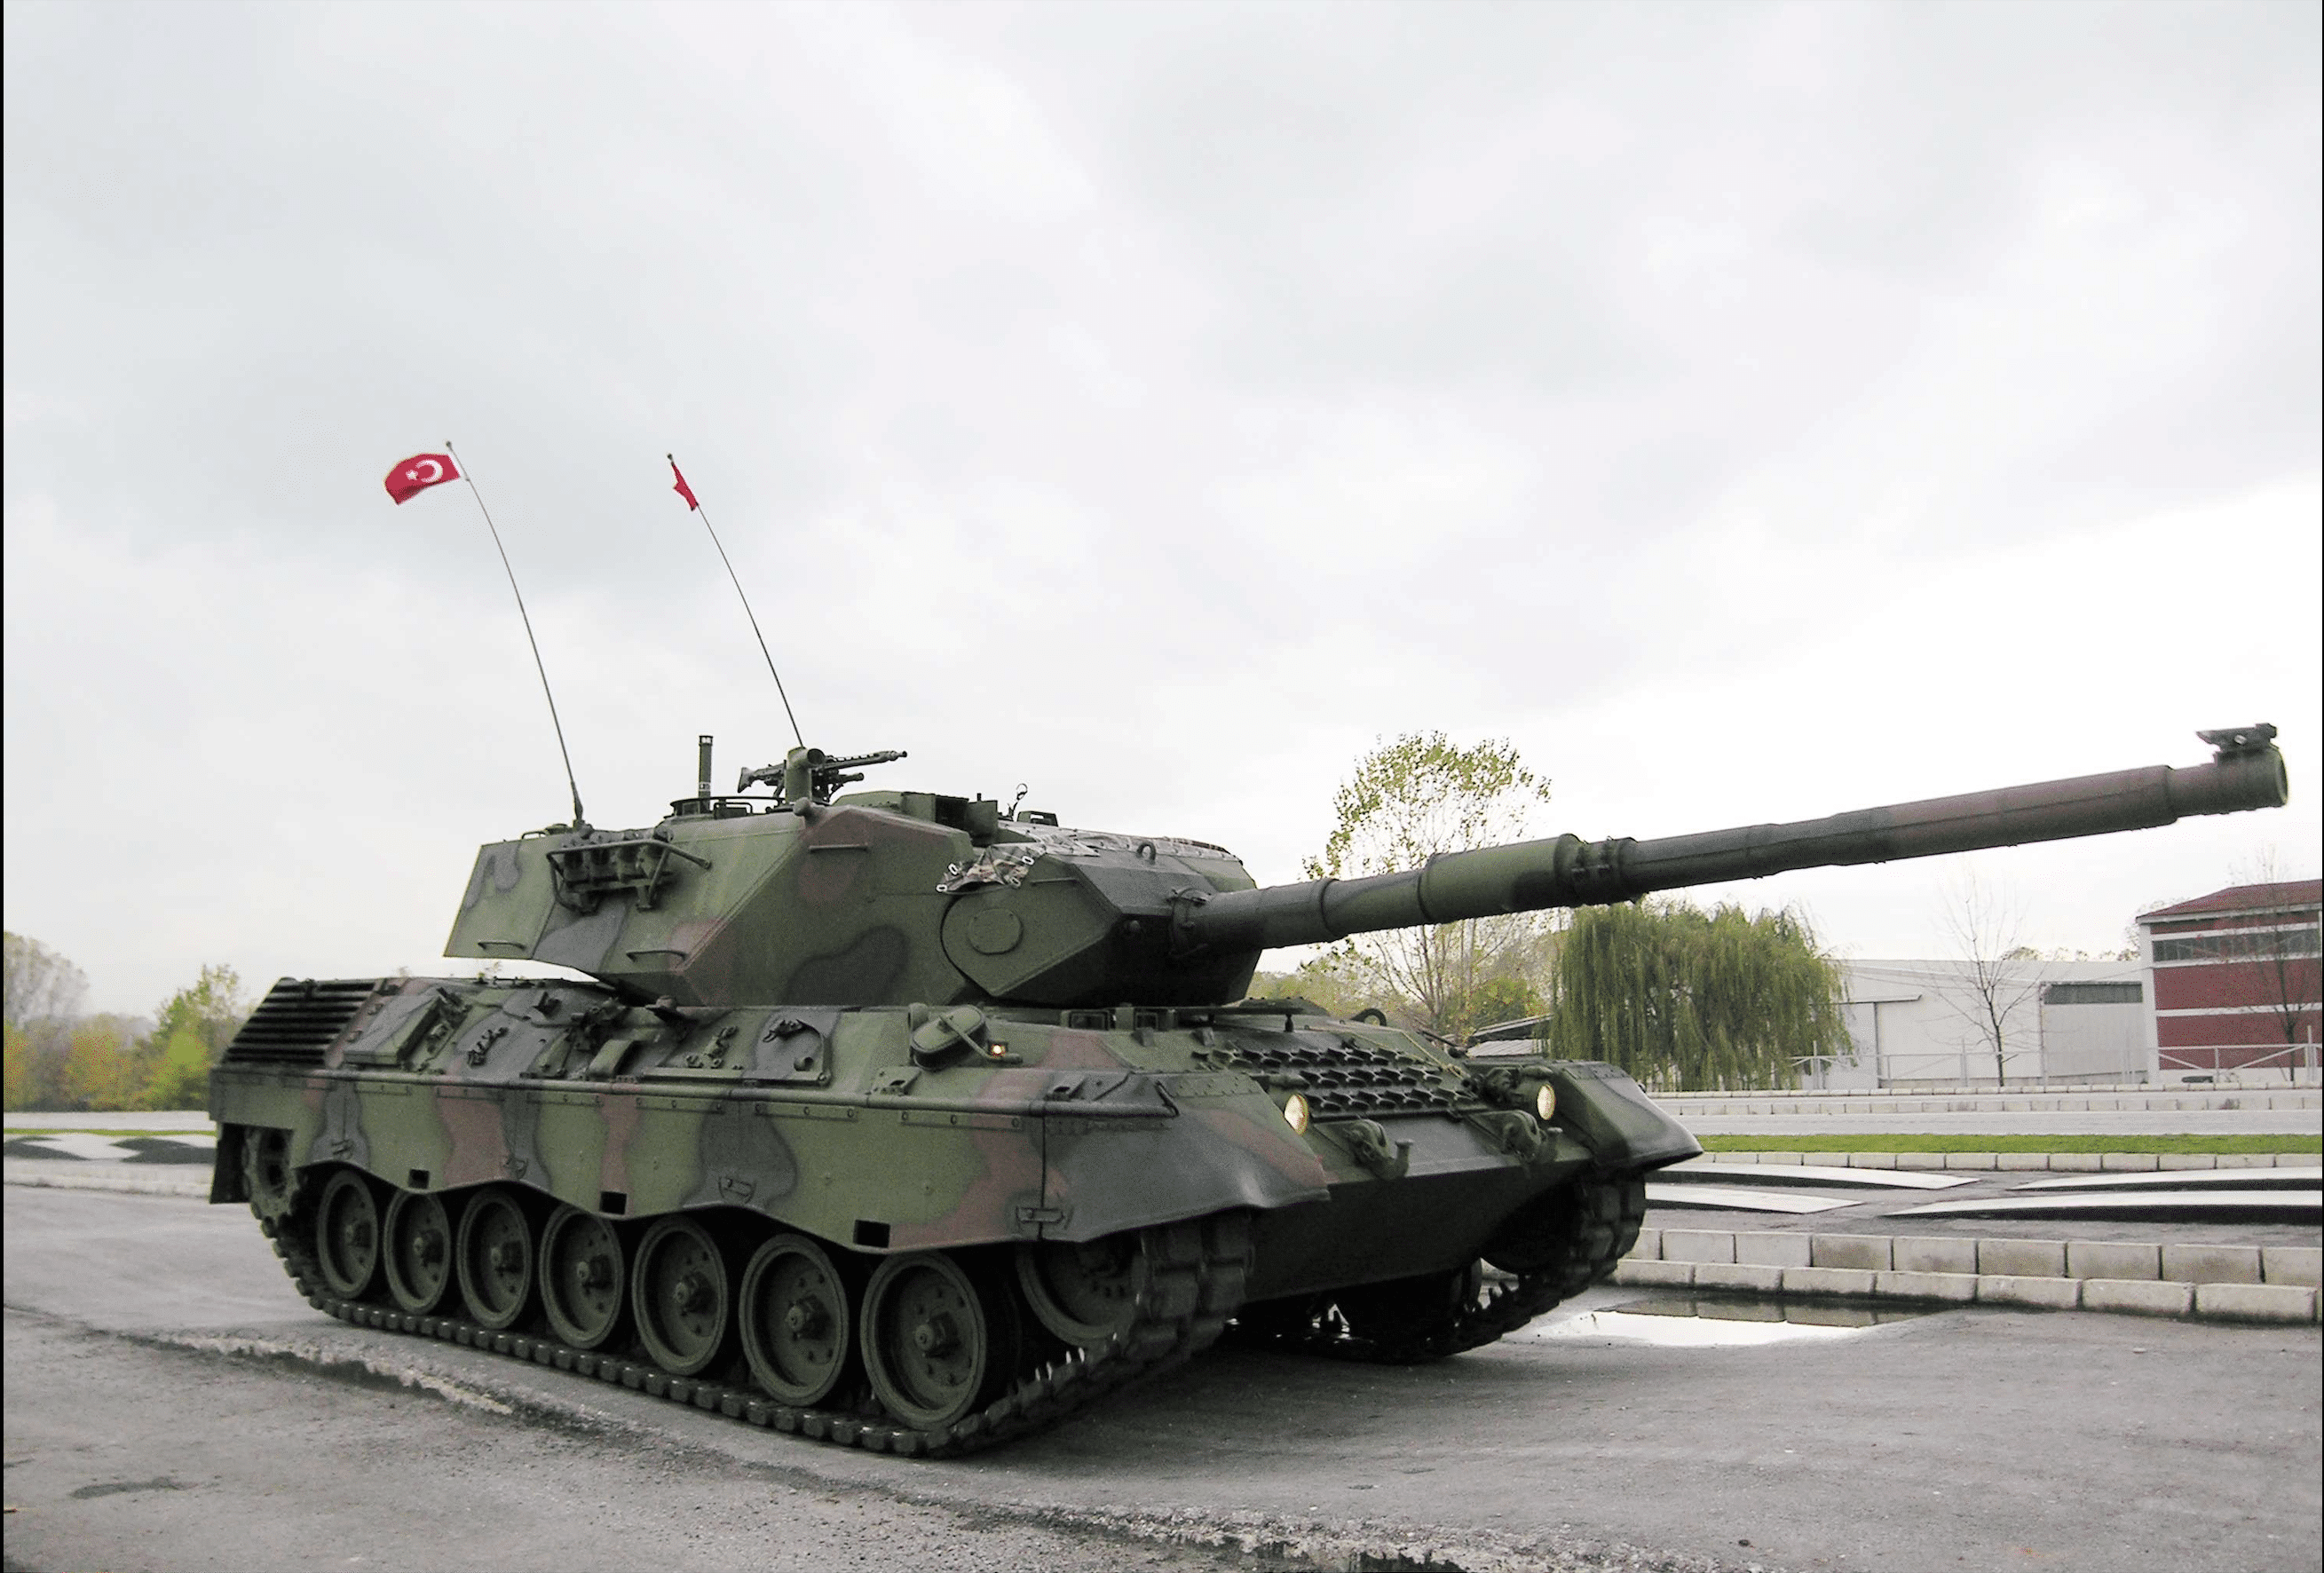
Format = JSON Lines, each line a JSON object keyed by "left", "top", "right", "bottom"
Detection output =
{"left": 444, "top": 440, "right": 588, "bottom": 828}
{"left": 668, "top": 455, "right": 804, "bottom": 748}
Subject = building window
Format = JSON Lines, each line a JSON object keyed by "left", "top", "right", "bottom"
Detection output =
{"left": 2042, "top": 982, "right": 2143, "bottom": 1006}
{"left": 2151, "top": 928, "right": 2321, "bottom": 964}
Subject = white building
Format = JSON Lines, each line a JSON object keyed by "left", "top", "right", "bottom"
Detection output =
{"left": 1811, "top": 959, "right": 2149, "bottom": 1090}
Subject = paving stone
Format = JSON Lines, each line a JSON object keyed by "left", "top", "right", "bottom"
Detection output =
{"left": 1660, "top": 1229, "right": 1735, "bottom": 1264}
{"left": 2262, "top": 1246, "right": 2323, "bottom": 1287}
{"left": 1609, "top": 1259, "right": 1694, "bottom": 1288}
{"left": 1734, "top": 1231, "right": 1812, "bottom": 1269}
{"left": 1874, "top": 1269, "right": 1978, "bottom": 1303}
{"left": 1809, "top": 1235, "right": 1891, "bottom": 1271}
{"left": 1754, "top": 1152, "right": 1802, "bottom": 1165}
{"left": 1978, "top": 1237, "right": 2067, "bottom": 1277}
{"left": 1897, "top": 1153, "right": 1946, "bottom": 1170}
{"left": 1846, "top": 1153, "right": 1899, "bottom": 1168}
{"left": 1801, "top": 1151, "right": 1854, "bottom": 1168}
{"left": 1783, "top": 1265, "right": 1877, "bottom": 1297}
{"left": 2100, "top": 1153, "right": 2161, "bottom": 1172}
{"left": 1694, "top": 1262, "right": 1785, "bottom": 1293}
{"left": 1977, "top": 1275, "right": 2080, "bottom": 1310}
{"left": 2067, "top": 1241, "right": 2161, "bottom": 1281}
{"left": 2081, "top": 1278, "right": 2194, "bottom": 1317}
{"left": 2160, "top": 1245, "right": 2262, "bottom": 1286}
{"left": 1626, "top": 1227, "right": 1662, "bottom": 1261}
{"left": 1996, "top": 1152, "right": 2048, "bottom": 1171}
{"left": 2194, "top": 1283, "right": 2320, "bottom": 1324}
{"left": 2157, "top": 1154, "right": 2217, "bottom": 1170}
{"left": 1942, "top": 1152, "right": 1998, "bottom": 1169}
{"left": 1893, "top": 1236, "right": 1977, "bottom": 1275}
{"left": 2048, "top": 1153, "right": 2103, "bottom": 1172}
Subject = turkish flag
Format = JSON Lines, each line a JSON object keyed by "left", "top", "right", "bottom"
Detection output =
{"left": 384, "top": 453, "right": 461, "bottom": 504}
{"left": 669, "top": 457, "right": 700, "bottom": 510}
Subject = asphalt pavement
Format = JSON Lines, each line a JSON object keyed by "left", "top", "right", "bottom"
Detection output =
{"left": 5, "top": 1184, "right": 2318, "bottom": 1573}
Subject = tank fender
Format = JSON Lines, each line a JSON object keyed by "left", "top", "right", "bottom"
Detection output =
{"left": 1543, "top": 1061, "right": 1701, "bottom": 1172}
{"left": 1039, "top": 1095, "right": 1332, "bottom": 1242}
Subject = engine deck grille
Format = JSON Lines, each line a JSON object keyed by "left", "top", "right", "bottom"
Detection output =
{"left": 223, "top": 977, "right": 383, "bottom": 1067}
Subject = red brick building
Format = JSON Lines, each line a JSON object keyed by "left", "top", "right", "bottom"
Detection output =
{"left": 2137, "top": 880, "right": 2322, "bottom": 1079}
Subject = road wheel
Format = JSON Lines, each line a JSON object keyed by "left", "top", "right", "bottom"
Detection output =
{"left": 383, "top": 1190, "right": 455, "bottom": 1314}
{"left": 860, "top": 1252, "right": 1015, "bottom": 1430}
{"left": 314, "top": 1169, "right": 383, "bottom": 1300}
{"left": 539, "top": 1205, "right": 628, "bottom": 1349}
{"left": 455, "top": 1186, "right": 537, "bottom": 1331}
{"left": 1015, "top": 1232, "right": 1143, "bottom": 1348}
{"left": 739, "top": 1234, "right": 854, "bottom": 1405}
{"left": 631, "top": 1216, "right": 732, "bottom": 1377}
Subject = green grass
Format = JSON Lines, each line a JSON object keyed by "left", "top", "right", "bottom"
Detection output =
{"left": 1696, "top": 1132, "right": 2320, "bottom": 1157}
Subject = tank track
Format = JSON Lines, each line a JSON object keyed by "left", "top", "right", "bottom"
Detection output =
{"left": 254, "top": 1182, "right": 1251, "bottom": 1458}
{"left": 1230, "top": 1174, "right": 1647, "bottom": 1364}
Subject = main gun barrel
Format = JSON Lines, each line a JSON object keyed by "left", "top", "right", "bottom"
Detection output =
{"left": 1174, "top": 726, "right": 2289, "bottom": 954}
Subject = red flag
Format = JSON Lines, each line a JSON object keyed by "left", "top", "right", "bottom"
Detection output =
{"left": 669, "top": 457, "right": 700, "bottom": 510}
{"left": 384, "top": 453, "right": 460, "bottom": 504}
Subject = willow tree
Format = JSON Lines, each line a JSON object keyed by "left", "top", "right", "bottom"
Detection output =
{"left": 1304, "top": 733, "right": 1555, "bottom": 1038}
{"left": 1545, "top": 900, "right": 1846, "bottom": 1091}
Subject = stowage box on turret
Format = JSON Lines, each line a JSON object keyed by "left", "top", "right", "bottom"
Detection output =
{"left": 209, "top": 725, "right": 2289, "bottom": 1454}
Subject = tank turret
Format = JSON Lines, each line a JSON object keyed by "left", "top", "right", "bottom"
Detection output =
{"left": 447, "top": 725, "right": 2288, "bottom": 1011}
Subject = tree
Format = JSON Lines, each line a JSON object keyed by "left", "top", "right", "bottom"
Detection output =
{"left": 3, "top": 933, "right": 89, "bottom": 1111}
{"left": 1939, "top": 869, "right": 2046, "bottom": 1087}
{"left": 61, "top": 1016, "right": 143, "bottom": 1111}
{"left": 1303, "top": 734, "right": 1556, "bottom": 1039}
{"left": 140, "top": 964, "right": 249, "bottom": 1110}
{"left": 4, "top": 932, "right": 87, "bottom": 1028}
{"left": 1545, "top": 900, "right": 1846, "bottom": 1090}
{"left": 2223, "top": 850, "right": 2323, "bottom": 1068}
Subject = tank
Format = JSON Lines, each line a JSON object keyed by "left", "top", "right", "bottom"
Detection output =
{"left": 209, "top": 723, "right": 2288, "bottom": 1455}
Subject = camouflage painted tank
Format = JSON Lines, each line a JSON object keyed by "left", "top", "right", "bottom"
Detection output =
{"left": 209, "top": 724, "right": 2288, "bottom": 1455}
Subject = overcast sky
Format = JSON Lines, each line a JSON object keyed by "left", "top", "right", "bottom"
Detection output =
{"left": 5, "top": 1, "right": 2318, "bottom": 1017}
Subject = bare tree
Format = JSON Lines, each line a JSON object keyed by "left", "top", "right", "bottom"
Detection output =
{"left": 3, "top": 932, "right": 88, "bottom": 1028}
{"left": 2225, "top": 849, "right": 2323, "bottom": 1071}
{"left": 1938, "top": 870, "right": 2046, "bottom": 1087}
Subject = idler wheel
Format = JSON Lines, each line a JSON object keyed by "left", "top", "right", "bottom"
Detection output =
{"left": 540, "top": 1205, "right": 628, "bottom": 1350}
{"left": 455, "top": 1186, "right": 538, "bottom": 1331}
{"left": 739, "top": 1234, "right": 854, "bottom": 1405}
{"left": 242, "top": 1128, "right": 296, "bottom": 1224}
{"left": 383, "top": 1190, "right": 456, "bottom": 1315}
{"left": 859, "top": 1252, "right": 1013, "bottom": 1431}
{"left": 631, "top": 1216, "right": 732, "bottom": 1377}
{"left": 1015, "top": 1233, "right": 1143, "bottom": 1348}
{"left": 314, "top": 1169, "right": 383, "bottom": 1300}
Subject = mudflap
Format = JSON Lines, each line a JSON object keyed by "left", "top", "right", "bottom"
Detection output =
{"left": 210, "top": 1121, "right": 249, "bottom": 1205}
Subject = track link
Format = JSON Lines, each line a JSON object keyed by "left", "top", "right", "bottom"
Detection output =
{"left": 1229, "top": 1174, "right": 1647, "bottom": 1364}
{"left": 257, "top": 1192, "right": 1251, "bottom": 1458}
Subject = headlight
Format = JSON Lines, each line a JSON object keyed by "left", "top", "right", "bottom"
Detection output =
{"left": 1282, "top": 1094, "right": 1310, "bottom": 1134}
{"left": 1535, "top": 1081, "right": 1557, "bottom": 1122}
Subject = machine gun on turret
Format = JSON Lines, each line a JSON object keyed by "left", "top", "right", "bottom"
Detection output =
{"left": 737, "top": 746, "right": 909, "bottom": 807}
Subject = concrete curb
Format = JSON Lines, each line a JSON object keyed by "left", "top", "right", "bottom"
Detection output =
{"left": 1656, "top": 1089, "right": 2321, "bottom": 1114}
{"left": 1617, "top": 1225, "right": 2323, "bottom": 1325}
{"left": 1691, "top": 1150, "right": 2316, "bottom": 1170}
{"left": 4, "top": 1166, "right": 209, "bottom": 1199}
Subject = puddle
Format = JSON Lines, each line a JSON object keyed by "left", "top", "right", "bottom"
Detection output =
{"left": 1530, "top": 1295, "right": 1932, "bottom": 1347}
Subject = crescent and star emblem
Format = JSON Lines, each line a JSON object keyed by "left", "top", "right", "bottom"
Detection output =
{"left": 410, "top": 459, "right": 443, "bottom": 484}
